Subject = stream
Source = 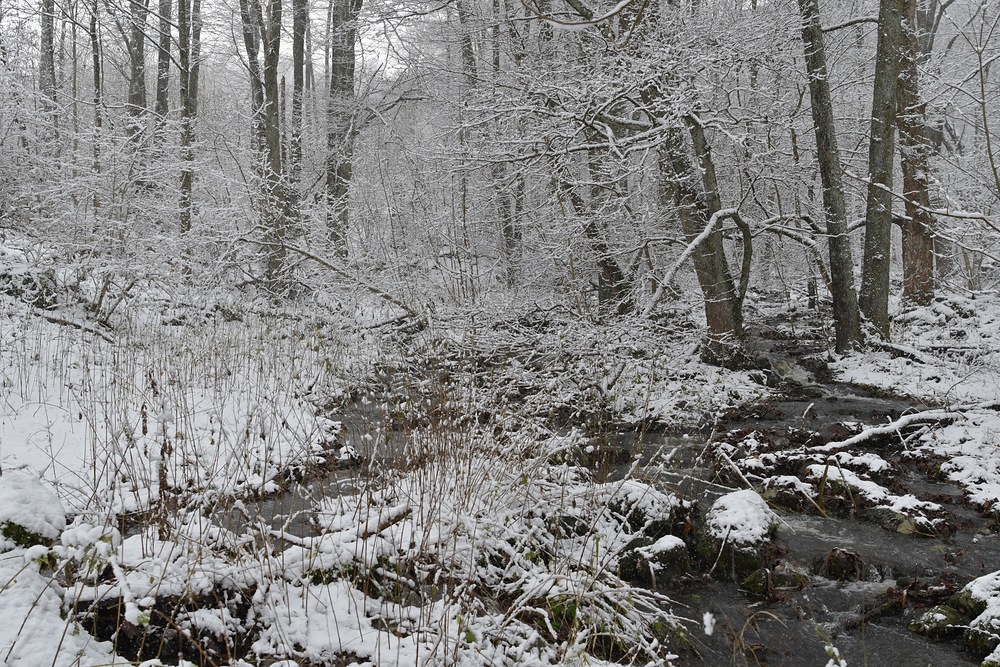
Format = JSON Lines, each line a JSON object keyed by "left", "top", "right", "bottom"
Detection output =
{"left": 233, "top": 343, "right": 999, "bottom": 666}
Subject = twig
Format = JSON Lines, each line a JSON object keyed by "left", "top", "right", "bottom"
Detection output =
{"left": 248, "top": 238, "right": 424, "bottom": 322}
{"left": 38, "top": 313, "right": 115, "bottom": 343}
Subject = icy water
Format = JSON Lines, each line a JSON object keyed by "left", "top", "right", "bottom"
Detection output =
{"left": 242, "top": 431, "right": 996, "bottom": 665}
{"left": 590, "top": 431, "right": 992, "bottom": 665}
{"left": 239, "top": 374, "right": 998, "bottom": 666}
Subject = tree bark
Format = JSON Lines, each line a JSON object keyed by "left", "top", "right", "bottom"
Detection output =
{"left": 39, "top": 0, "right": 57, "bottom": 123}
{"left": 860, "top": 0, "right": 904, "bottom": 338}
{"left": 125, "top": 0, "right": 149, "bottom": 143}
{"left": 178, "top": 0, "right": 201, "bottom": 234}
{"left": 658, "top": 125, "right": 745, "bottom": 367}
{"left": 587, "top": 135, "right": 633, "bottom": 315}
{"left": 492, "top": 0, "right": 521, "bottom": 286}
{"left": 290, "top": 0, "right": 306, "bottom": 184}
{"left": 88, "top": 0, "right": 102, "bottom": 211}
{"left": 897, "top": 0, "right": 934, "bottom": 305}
{"left": 796, "top": 0, "right": 863, "bottom": 352}
{"left": 154, "top": 0, "right": 170, "bottom": 141}
{"left": 241, "top": 0, "right": 288, "bottom": 290}
{"left": 326, "top": 0, "right": 362, "bottom": 257}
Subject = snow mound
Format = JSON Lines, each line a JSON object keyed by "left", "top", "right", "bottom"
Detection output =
{"left": 0, "top": 472, "right": 65, "bottom": 546}
{"left": 707, "top": 489, "right": 777, "bottom": 546}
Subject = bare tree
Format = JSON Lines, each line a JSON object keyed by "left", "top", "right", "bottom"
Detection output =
{"left": 290, "top": 0, "right": 307, "bottom": 184}
{"left": 178, "top": 0, "right": 201, "bottom": 233}
{"left": 125, "top": 0, "right": 149, "bottom": 143}
{"left": 859, "top": 0, "right": 905, "bottom": 338}
{"left": 154, "top": 0, "right": 170, "bottom": 139}
{"left": 897, "top": 0, "right": 935, "bottom": 305}
{"left": 241, "top": 0, "right": 289, "bottom": 288}
{"left": 87, "top": 0, "right": 102, "bottom": 211}
{"left": 39, "top": 0, "right": 57, "bottom": 131}
{"left": 326, "top": 0, "right": 362, "bottom": 257}
{"left": 796, "top": 0, "right": 862, "bottom": 351}
{"left": 658, "top": 122, "right": 746, "bottom": 367}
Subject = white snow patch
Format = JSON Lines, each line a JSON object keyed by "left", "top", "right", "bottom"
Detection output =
{"left": 706, "top": 489, "right": 777, "bottom": 546}
{"left": 0, "top": 472, "right": 66, "bottom": 542}
{"left": 0, "top": 557, "right": 120, "bottom": 666}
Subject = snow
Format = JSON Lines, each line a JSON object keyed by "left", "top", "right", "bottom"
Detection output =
{"left": 9, "top": 245, "right": 1000, "bottom": 665}
{"left": 962, "top": 570, "right": 1000, "bottom": 659}
{"left": 0, "top": 472, "right": 66, "bottom": 544}
{"left": 913, "top": 410, "right": 1000, "bottom": 506}
{"left": 706, "top": 489, "right": 777, "bottom": 546}
{"left": 641, "top": 534, "right": 686, "bottom": 555}
{"left": 0, "top": 556, "right": 121, "bottom": 666}
{"left": 252, "top": 580, "right": 424, "bottom": 665}
{"left": 703, "top": 611, "right": 716, "bottom": 636}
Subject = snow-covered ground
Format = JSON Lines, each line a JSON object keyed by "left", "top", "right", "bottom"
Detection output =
{"left": 8, "top": 237, "right": 1000, "bottom": 665}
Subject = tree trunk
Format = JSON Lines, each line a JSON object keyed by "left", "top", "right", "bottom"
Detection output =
{"left": 125, "top": 0, "right": 149, "bottom": 143}
{"left": 859, "top": 0, "right": 904, "bottom": 338}
{"left": 491, "top": 0, "right": 521, "bottom": 286}
{"left": 241, "top": 0, "right": 288, "bottom": 290}
{"left": 154, "top": 0, "right": 170, "bottom": 141}
{"left": 326, "top": 0, "right": 362, "bottom": 257}
{"left": 658, "top": 126, "right": 745, "bottom": 367}
{"left": 290, "top": 0, "right": 306, "bottom": 184}
{"left": 88, "top": 0, "right": 102, "bottom": 211}
{"left": 39, "top": 0, "right": 57, "bottom": 128}
{"left": 586, "top": 134, "right": 633, "bottom": 315}
{"left": 796, "top": 0, "right": 863, "bottom": 352}
{"left": 178, "top": 0, "right": 201, "bottom": 234}
{"left": 897, "top": 0, "right": 934, "bottom": 305}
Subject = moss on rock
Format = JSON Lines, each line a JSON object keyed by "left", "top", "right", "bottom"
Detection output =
{"left": 0, "top": 520, "right": 52, "bottom": 550}
{"left": 618, "top": 536, "right": 691, "bottom": 586}
{"left": 908, "top": 604, "right": 968, "bottom": 640}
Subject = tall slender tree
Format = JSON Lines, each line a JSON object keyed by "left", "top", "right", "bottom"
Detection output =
{"left": 125, "top": 0, "right": 149, "bottom": 143}
{"left": 859, "top": 0, "right": 905, "bottom": 338}
{"left": 290, "top": 0, "right": 307, "bottom": 184}
{"left": 897, "top": 0, "right": 935, "bottom": 305}
{"left": 39, "top": 0, "right": 57, "bottom": 125}
{"left": 88, "top": 0, "right": 103, "bottom": 211}
{"left": 154, "top": 0, "right": 171, "bottom": 140}
{"left": 796, "top": 0, "right": 862, "bottom": 351}
{"left": 178, "top": 0, "right": 201, "bottom": 233}
{"left": 326, "top": 0, "right": 362, "bottom": 257}
{"left": 241, "top": 0, "right": 289, "bottom": 289}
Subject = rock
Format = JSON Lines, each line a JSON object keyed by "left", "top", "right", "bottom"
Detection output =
{"left": 813, "top": 548, "right": 867, "bottom": 582}
{"left": 908, "top": 604, "right": 967, "bottom": 640}
{"left": 740, "top": 567, "right": 809, "bottom": 600}
{"left": 705, "top": 489, "right": 778, "bottom": 547}
{"left": 950, "top": 588, "right": 989, "bottom": 617}
{"left": 696, "top": 490, "right": 779, "bottom": 580}
{"left": 964, "top": 624, "right": 1000, "bottom": 660}
{"left": 618, "top": 535, "right": 691, "bottom": 586}
{"left": 605, "top": 480, "right": 681, "bottom": 539}
{"left": 947, "top": 571, "right": 1000, "bottom": 659}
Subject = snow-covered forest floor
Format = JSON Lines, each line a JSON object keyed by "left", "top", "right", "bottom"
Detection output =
{"left": 6, "top": 240, "right": 1000, "bottom": 666}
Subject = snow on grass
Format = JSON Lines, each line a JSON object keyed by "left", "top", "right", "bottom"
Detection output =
{"left": 0, "top": 555, "right": 121, "bottom": 666}
{"left": 262, "top": 430, "right": 689, "bottom": 665}
{"left": 613, "top": 349, "right": 769, "bottom": 427}
{"left": 0, "top": 293, "right": 348, "bottom": 512}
